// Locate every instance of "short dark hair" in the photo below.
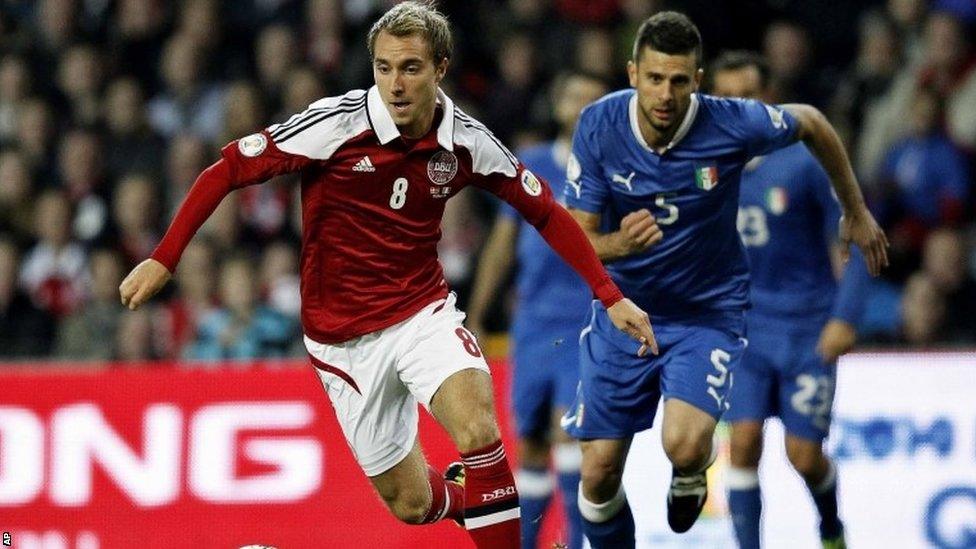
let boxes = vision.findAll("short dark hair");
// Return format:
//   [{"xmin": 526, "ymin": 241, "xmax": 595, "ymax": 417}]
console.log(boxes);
[
  {"xmin": 707, "ymin": 50, "xmax": 769, "ymax": 90},
  {"xmin": 632, "ymin": 11, "xmax": 702, "ymax": 66}
]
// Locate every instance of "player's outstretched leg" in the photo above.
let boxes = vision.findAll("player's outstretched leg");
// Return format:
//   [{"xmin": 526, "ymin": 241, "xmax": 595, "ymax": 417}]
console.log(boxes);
[
  {"xmin": 785, "ymin": 436, "xmax": 845, "ymax": 548},
  {"xmin": 727, "ymin": 421, "xmax": 765, "ymax": 549},
  {"xmin": 661, "ymin": 398, "xmax": 719, "ymax": 533},
  {"xmin": 432, "ymin": 368, "xmax": 521, "ymax": 548},
  {"xmin": 578, "ymin": 438, "xmax": 635, "ymax": 549},
  {"xmin": 515, "ymin": 438, "xmax": 553, "ymax": 548}
]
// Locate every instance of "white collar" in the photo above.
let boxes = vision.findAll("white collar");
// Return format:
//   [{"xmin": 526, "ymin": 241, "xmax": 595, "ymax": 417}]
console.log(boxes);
[
  {"xmin": 366, "ymin": 85, "xmax": 455, "ymax": 150},
  {"xmin": 629, "ymin": 92, "xmax": 700, "ymax": 154}
]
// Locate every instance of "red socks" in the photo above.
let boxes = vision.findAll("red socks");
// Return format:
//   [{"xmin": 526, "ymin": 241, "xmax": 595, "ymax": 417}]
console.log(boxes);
[
  {"xmin": 460, "ymin": 440, "xmax": 521, "ymax": 548},
  {"xmin": 421, "ymin": 466, "xmax": 464, "ymax": 524}
]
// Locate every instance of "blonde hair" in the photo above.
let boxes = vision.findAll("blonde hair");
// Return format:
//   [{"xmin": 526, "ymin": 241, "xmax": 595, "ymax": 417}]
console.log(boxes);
[{"xmin": 367, "ymin": 1, "xmax": 453, "ymax": 63}]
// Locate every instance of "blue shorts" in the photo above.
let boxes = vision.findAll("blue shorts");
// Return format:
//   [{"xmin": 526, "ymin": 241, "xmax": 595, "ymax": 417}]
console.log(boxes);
[
  {"xmin": 563, "ymin": 302, "xmax": 747, "ymax": 440},
  {"xmin": 510, "ymin": 315, "xmax": 585, "ymax": 439},
  {"xmin": 724, "ymin": 314, "xmax": 836, "ymax": 442}
]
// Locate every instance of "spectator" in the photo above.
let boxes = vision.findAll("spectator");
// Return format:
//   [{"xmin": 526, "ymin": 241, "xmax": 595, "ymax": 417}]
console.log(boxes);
[
  {"xmin": 116, "ymin": 308, "xmax": 155, "ymax": 361},
  {"xmin": 279, "ymin": 66, "xmax": 327, "ymax": 121},
  {"xmin": 164, "ymin": 133, "xmax": 210, "ymax": 217},
  {"xmin": 154, "ymin": 239, "xmax": 217, "ymax": 359},
  {"xmin": 147, "ymin": 32, "xmax": 225, "ymax": 142},
  {"xmin": 55, "ymin": 43, "xmax": 104, "ymax": 126},
  {"xmin": 576, "ymin": 27, "xmax": 618, "ymax": 82},
  {"xmin": 484, "ymin": 33, "xmax": 539, "ymax": 143},
  {"xmin": 0, "ymin": 149, "xmax": 35, "ymax": 242},
  {"xmin": 858, "ymin": 10, "xmax": 976, "ymax": 176},
  {"xmin": 184, "ymin": 255, "xmax": 296, "ymax": 361},
  {"xmin": 763, "ymin": 20, "xmax": 829, "ymax": 106},
  {"xmin": 874, "ymin": 86, "xmax": 970, "ymax": 272},
  {"xmin": 888, "ymin": 0, "xmax": 928, "ymax": 63},
  {"xmin": 0, "ymin": 235, "xmax": 54, "ymax": 358},
  {"xmin": 899, "ymin": 272, "xmax": 946, "ymax": 346},
  {"xmin": 109, "ymin": 0, "xmax": 169, "ymax": 89},
  {"xmin": 255, "ymin": 24, "xmax": 299, "ymax": 108},
  {"xmin": 0, "ymin": 54, "xmax": 31, "ymax": 142},
  {"xmin": 55, "ymin": 248, "xmax": 126, "ymax": 360},
  {"xmin": 921, "ymin": 228, "xmax": 976, "ymax": 342},
  {"xmin": 260, "ymin": 240, "xmax": 300, "ymax": 319},
  {"xmin": 56, "ymin": 128, "xmax": 110, "ymax": 243},
  {"xmin": 19, "ymin": 189, "xmax": 86, "ymax": 317},
  {"xmin": 102, "ymin": 76, "xmax": 166, "ymax": 180},
  {"xmin": 15, "ymin": 97, "xmax": 57, "ymax": 183},
  {"xmin": 829, "ymin": 12, "xmax": 902, "ymax": 151},
  {"xmin": 304, "ymin": 0, "xmax": 347, "ymax": 85},
  {"xmin": 111, "ymin": 173, "xmax": 160, "ymax": 265}
]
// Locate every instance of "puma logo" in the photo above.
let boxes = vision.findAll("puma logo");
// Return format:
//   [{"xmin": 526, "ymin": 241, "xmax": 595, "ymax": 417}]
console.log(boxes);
[{"xmin": 612, "ymin": 171, "xmax": 636, "ymax": 192}]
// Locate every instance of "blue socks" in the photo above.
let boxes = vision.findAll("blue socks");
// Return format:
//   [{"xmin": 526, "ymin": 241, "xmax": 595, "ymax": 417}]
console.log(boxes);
[
  {"xmin": 554, "ymin": 442, "xmax": 584, "ymax": 549},
  {"xmin": 515, "ymin": 466, "xmax": 553, "ymax": 548},
  {"xmin": 808, "ymin": 460, "xmax": 843, "ymax": 539},
  {"xmin": 727, "ymin": 466, "xmax": 762, "ymax": 549},
  {"xmin": 578, "ymin": 484, "xmax": 635, "ymax": 549}
]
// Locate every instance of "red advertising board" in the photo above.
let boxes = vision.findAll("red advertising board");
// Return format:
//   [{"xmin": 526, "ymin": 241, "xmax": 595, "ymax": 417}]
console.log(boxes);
[{"xmin": 0, "ymin": 361, "xmax": 565, "ymax": 548}]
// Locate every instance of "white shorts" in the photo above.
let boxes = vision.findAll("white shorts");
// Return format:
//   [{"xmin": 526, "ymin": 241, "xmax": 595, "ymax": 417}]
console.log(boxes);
[{"xmin": 304, "ymin": 293, "xmax": 490, "ymax": 477}]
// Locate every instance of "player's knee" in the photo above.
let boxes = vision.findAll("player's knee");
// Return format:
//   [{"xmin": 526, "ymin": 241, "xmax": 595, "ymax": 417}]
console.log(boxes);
[
  {"xmin": 580, "ymin": 455, "xmax": 623, "ymax": 502},
  {"xmin": 663, "ymin": 433, "xmax": 711, "ymax": 472},
  {"xmin": 786, "ymin": 444, "xmax": 826, "ymax": 481}
]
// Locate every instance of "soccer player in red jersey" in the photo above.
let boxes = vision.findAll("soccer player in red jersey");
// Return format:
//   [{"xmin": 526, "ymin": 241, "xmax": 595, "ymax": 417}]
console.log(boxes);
[{"xmin": 118, "ymin": 2, "xmax": 655, "ymax": 547}]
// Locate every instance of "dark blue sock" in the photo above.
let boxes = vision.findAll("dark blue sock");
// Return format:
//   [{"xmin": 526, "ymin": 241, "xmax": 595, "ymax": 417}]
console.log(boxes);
[
  {"xmin": 556, "ymin": 470, "xmax": 584, "ymax": 549},
  {"xmin": 727, "ymin": 466, "xmax": 762, "ymax": 549},
  {"xmin": 580, "ymin": 497, "xmax": 636, "ymax": 549},
  {"xmin": 729, "ymin": 486, "xmax": 762, "ymax": 549},
  {"xmin": 516, "ymin": 466, "xmax": 553, "ymax": 548},
  {"xmin": 809, "ymin": 462, "xmax": 843, "ymax": 539}
]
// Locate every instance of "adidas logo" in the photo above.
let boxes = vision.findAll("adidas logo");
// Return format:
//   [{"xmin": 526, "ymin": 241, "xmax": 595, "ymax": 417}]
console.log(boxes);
[{"xmin": 352, "ymin": 156, "xmax": 376, "ymax": 172}]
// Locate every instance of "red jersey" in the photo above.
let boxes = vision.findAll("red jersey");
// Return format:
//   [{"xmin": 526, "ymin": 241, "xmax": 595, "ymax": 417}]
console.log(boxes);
[{"xmin": 155, "ymin": 87, "xmax": 585, "ymax": 343}]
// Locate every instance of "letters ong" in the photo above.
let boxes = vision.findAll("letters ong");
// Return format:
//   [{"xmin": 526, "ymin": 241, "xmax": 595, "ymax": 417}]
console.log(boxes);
[{"xmin": 0, "ymin": 402, "xmax": 322, "ymax": 506}]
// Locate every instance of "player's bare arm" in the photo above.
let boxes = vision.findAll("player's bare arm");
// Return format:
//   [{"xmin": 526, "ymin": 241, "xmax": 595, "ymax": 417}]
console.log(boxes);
[
  {"xmin": 466, "ymin": 216, "xmax": 519, "ymax": 337},
  {"xmin": 782, "ymin": 104, "xmax": 890, "ymax": 276},
  {"xmin": 568, "ymin": 208, "xmax": 663, "ymax": 262}
]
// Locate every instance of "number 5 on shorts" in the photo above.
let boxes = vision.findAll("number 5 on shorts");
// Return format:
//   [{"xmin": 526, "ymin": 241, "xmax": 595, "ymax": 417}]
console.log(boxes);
[{"xmin": 706, "ymin": 349, "xmax": 731, "ymax": 410}]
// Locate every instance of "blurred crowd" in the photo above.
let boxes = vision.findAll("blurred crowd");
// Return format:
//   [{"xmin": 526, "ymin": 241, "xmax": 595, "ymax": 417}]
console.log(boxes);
[{"xmin": 0, "ymin": 0, "xmax": 974, "ymax": 362}]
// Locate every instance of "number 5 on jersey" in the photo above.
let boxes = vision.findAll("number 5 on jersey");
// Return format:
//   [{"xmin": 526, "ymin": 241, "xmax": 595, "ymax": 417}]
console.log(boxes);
[{"xmin": 390, "ymin": 177, "xmax": 408, "ymax": 209}]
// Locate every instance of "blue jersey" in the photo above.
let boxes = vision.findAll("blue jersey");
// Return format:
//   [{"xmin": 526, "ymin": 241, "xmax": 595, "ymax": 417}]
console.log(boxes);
[
  {"xmin": 738, "ymin": 144, "xmax": 868, "ymax": 326},
  {"xmin": 565, "ymin": 90, "xmax": 798, "ymax": 319},
  {"xmin": 500, "ymin": 142, "xmax": 591, "ymax": 324}
]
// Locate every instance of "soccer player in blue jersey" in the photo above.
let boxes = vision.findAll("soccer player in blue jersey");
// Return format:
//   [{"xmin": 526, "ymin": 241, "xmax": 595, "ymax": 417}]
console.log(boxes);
[
  {"xmin": 560, "ymin": 12, "xmax": 888, "ymax": 548},
  {"xmin": 468, "ymin": 70, "xmax": 610, "ymax": 549},
  {"xmin": 710, "ymin": 51, "xmax": 870, "ymax": 549}
]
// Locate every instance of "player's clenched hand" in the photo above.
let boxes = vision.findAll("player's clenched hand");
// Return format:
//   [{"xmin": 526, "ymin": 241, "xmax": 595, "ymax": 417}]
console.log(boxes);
[
  {"xmin": 119, "ymin": 258, "xmax": 172, "ymax": 310},
  {"xmin": 619, "ymin": 209, "xmax": 663, "ymax": 255},
  {"xmin": 607, "ymin": 298, "xmax": 658, "ymax": 357},
  {"xmin": 839, "ymin": 208, "xmax": 889, "ymax": 277},
  {"xmin": 816, "ymin": 319, "xmax": 856, "ymax": 364}
]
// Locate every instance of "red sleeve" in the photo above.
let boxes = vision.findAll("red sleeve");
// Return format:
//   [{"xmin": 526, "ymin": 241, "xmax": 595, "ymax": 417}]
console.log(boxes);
[
  {"xmin": 477, "ymin": 165, "xmax": 623, "ymax": 307},
  {"xmin": 150, "ymin": 131, "xmax": 312, "ymax": 271}
]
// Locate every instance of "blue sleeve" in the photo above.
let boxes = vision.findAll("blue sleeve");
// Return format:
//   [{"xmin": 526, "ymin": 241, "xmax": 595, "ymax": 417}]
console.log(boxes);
[
  {"xmin": 733, "ymin": 99, "xmax": 800, "ymax": 158},
  {"xmin": 831, "ymin": 247, "xmax": 870, "ymax": 326},
  {"xmin": 808, "ymin": 160, "xmax": 870, "ymax": 326},
  {"xmin": 564, "ymin": 107, "xmax": 609, "ymax": 213}
]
